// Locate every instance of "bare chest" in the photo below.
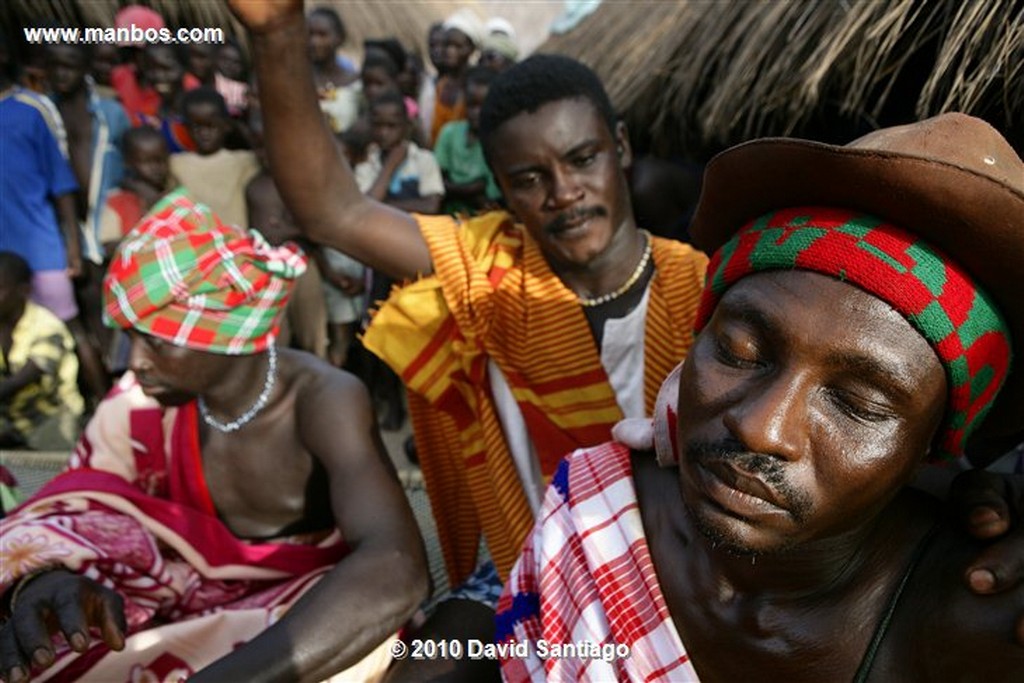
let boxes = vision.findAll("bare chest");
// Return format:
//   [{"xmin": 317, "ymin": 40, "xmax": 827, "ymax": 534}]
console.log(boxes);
[{"xmin": 198, "ymin": 425, "xmax": 332, "ymax": 539}]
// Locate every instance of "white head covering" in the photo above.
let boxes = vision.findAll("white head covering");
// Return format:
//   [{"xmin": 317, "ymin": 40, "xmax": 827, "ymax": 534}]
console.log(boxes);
[
  {"xmin": 485, "ymin": 17, "xmax": 517, "ymax": 41},
  {"xmin": 443, "ymin": 8, "xmax": 484, "ymax": 48}
]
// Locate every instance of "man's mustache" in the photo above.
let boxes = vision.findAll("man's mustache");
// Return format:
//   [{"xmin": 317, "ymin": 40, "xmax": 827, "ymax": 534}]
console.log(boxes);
[
  {"xmin": 686, "ymin": 439, "xmax": 812, "ymax": 519},
  {"xmin": 544, "ymin": 206, "xmax": 607, "ymax": 234}
]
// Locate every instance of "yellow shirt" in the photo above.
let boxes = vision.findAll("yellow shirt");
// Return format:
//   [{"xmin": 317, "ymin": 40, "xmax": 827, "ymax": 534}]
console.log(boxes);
[{"xmin": 1, "ymin": 302, "xmax": 84, "ymax": 440}]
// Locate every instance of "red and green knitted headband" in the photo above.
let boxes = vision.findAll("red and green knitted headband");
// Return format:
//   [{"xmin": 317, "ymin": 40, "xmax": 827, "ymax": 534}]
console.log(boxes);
[
  {"xmin": 104, "ymin": 189, "xmax": 307, "ymax": 355},
  {"xmin": 695, "ymin": 206, "xmax": 1012, "ymax": 461}
]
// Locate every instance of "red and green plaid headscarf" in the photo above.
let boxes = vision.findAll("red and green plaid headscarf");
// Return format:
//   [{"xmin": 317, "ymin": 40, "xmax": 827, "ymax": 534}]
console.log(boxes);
[
  {"xmin": 103, "ymin": 189, "xmax": 307, "ymax": 355},
  {"xmin": 695, "ymin": 206, "xmax": 1012, "ymax": 461}
]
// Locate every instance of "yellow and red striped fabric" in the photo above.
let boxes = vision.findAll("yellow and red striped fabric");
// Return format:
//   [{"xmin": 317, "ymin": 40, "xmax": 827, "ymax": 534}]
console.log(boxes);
[{"xmin": 363, "ymin": 212, "xmax": 707, "ymax": 582}]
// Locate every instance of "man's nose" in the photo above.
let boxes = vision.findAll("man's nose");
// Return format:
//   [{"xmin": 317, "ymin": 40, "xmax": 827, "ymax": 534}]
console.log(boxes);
[
  {"xmin": 722, "ymin": 371, "xmax": 807, "ymax": 463},
  {"xmin": 546, "ymin": 166, "xmax": 583, "ymax": 210},
  {"xmin": 127, "ymin": 336, "xmax": 152, "ymax": 374}
]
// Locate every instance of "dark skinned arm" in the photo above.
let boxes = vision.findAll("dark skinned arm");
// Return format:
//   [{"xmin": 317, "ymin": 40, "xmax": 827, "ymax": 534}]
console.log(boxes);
[
  {"xmin": 189, "ymin": 373, "xmax": 428, "ymax": 682},
  {"xmin": 363, "ymin": 143, "xmax": 443, "ymax": 216},
  {"xmin": 54, "ymin": 193, "xmax": 81, "ymax": 278},
  {"xmin": 0, "ymin": 361, "xmax": 44, "ymax": 404},
  {"xmin": 232, "ymin": 0, "xmax": 432, "ymax": 280}
]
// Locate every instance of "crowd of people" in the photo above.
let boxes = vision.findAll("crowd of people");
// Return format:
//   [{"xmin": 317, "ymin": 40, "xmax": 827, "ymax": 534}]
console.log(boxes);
[
  {"xmin": 1, "ymin": 1, "xmax": 1022, "ymax": 682},
  {"xmin": 0, "ymin": 3, "xmax": 519, "ymax": 452}
]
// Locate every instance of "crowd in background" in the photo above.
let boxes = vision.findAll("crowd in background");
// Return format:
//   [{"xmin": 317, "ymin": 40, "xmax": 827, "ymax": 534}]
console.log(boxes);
[{"xmin": 1, "ymin": 4, "xmax": 523, "ymax": 453}]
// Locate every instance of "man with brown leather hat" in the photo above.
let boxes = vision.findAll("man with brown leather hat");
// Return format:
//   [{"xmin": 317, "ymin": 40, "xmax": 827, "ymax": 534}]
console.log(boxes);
[{"xmin": 497, "ymin": 113, "xmax": 1024, "ymax": 681}]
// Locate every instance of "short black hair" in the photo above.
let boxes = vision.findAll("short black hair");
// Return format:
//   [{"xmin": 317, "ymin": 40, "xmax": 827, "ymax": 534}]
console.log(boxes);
[
  {"xmin": 364, "ymin": 38, "xmax": 406, "ymax": 78},
  {"xmin": 310, "ymin": 6, "xmax": 346, "ymax": 43},
  {"xmin": 0, "ymin": 251, "xmax": 32, "ymax": 285},
  {"xmin": 369, "ymin": 90, "xmax": 408, "ymax": 119},
  {"xmin": 479, "ymin": 54, "xmax": 617, "ymax": 162},
  {"xmin": 465, "ymin": 65, "xmax": 497, "ymax": 90},
  {"xmin": 182, "ymin": 86, "xmax": 229, "ymax": 120},
  {"xmin": 122, "ymin": 125, "xmax": 166, "ymax": 155},
  {"xmin": 362, "ymin": 50, "xmax": 399, "ymax": 80}
]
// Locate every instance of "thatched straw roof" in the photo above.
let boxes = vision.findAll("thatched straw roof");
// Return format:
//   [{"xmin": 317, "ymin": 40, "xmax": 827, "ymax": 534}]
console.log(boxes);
[
  {"xmin": 541, "ymin": 0, "xmax": 1024, "ymax": 160},
  {"xmin": 1, "ymin": 1, "xmax": 465, "ymax": 62}
]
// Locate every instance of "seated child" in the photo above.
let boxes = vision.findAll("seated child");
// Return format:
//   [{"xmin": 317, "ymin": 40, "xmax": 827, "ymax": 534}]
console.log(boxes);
[
  {"xmin": 0, "ymin": 252, "xmax": 84, "ymax": 451},
  {"xmin": 170, "ymin": 87, "xmax": 259, "ymax": 227},
  {"xmin": 433, "ymin": 66, "xmax": 502, "ymax": 215}
]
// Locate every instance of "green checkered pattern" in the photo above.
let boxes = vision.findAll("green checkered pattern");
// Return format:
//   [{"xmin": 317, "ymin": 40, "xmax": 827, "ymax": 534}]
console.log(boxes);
[{"xmin": 103, "ymin": 189, "xmax": 306, "ymax": 355}]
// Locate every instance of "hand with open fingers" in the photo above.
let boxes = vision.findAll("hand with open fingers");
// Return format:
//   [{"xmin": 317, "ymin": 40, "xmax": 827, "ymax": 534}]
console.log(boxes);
[
  {"xmin": 228, "ymin": 0, "xmax": 304, "ymax": 34},
  {"xmin": 951, "ymin": 469, "xmax": 1024, "ymax": 646},
  {"xmin": 0, "ymin": 570, "xmax": 126, "ymax": 682}
]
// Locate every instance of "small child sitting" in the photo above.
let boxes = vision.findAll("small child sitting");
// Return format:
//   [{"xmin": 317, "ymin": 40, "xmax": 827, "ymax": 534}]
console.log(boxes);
[
  {"xmin": 0, "ymin": 251, "xmax": 84, "ymax": 450},
  {"xmin": 170, "ymin": 87, "xmax": 259, "ymax": 227}
]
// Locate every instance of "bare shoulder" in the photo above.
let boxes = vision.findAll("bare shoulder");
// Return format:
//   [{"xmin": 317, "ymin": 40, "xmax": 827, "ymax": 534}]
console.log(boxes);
[
  {"xmin": 890, "ymin": 504, "xmax": 1024, "ymax": 681},
  {"xmin": 278, "ymin": 348, "xmax": 372, "ymax": 416}
]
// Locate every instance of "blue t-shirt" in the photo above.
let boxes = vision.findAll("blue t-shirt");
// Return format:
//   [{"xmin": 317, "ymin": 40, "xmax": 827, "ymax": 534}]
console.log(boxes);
[{"xmin": 0, "ymin": 89, "xmax": 79, "ymax": 271}]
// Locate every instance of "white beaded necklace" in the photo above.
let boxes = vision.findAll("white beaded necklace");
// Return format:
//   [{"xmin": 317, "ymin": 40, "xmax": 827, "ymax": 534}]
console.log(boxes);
[
  {"xmin": 578, "ymin": 230, "xmax": 653, "ymax": 307},
  {"xmin": 198, "ymin": 344, "xmax": 277, "ymax": 433}
]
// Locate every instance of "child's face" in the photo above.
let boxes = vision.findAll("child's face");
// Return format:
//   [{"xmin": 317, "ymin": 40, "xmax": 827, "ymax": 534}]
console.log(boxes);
[
  {"xmin": 187, "ymin": 44, "xmax": 216, "ymax": 81},
  {"xmin": 361, "ymin": 66, "xmax": 396, "ymax": 104},
  {"xmin": 217, "ymin": 45, "xmax": 245, "ymax": 81},
  {"xmin": 0, "ymin": 272, "xmax": 29, "ymax": 321},
  {"xmin": 306, "ymin": 15, "xmax": 341, "ymax": 65},
  {"xmin": 47, "ymin": 44, "xmax": 87, "ymax": 97},
  {"xmin": 369, "ymin": 102, "xmax": 409, "ymax": 152},
  {"xmin": 465, "ymin": 81, "xmax": 489, "ymax": 133},
  {"xmin": 126, "ymin": 136, "xmax": 170, "ymax": 190},
  {"xmin": 144, "ymin": 46, "xmax": 183, "ymax": 101},
  {"xmin": 91, "ymin": 44, "xmax": 119, "ymax": 86},
  {"xmin": 184, "ymin": 101, "xmax": 229, "ymax": 156}
]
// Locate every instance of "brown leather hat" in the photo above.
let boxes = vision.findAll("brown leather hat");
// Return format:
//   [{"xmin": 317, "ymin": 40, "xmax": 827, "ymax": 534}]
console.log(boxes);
[{"xmin": 690, "ymin": 113, "xmax": 1024, "ymax": 442}]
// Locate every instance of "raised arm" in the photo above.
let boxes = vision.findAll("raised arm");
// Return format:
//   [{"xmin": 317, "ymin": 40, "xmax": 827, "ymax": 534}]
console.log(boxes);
[
  {"xmin": 190, "ymin": 371, "xmax": 429, "ymax": 682},
  {"xmin": 232, "ymin": 0, "xmax": 433, "ymax": 280}
]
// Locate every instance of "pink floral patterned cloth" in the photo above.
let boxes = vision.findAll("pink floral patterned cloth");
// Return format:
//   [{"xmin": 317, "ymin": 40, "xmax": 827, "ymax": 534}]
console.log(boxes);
[{"xmin": 0, "ymin": 373, "xmax": 350, "ymax": 682}]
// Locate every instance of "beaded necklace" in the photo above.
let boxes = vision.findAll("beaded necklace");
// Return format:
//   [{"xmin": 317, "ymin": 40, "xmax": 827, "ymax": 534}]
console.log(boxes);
[
  {"xmin": 578, "ymin": 230, "xmax": 652, "ymax": 307},
  {"xmin": 198, "ymin": 344, "xmax": 278, "ymax": 433}
]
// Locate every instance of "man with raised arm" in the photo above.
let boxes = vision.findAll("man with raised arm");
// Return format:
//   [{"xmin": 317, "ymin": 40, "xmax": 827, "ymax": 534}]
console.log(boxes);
[{"xmin": 0, "ymin": 190, "xmax": 427, "ymax": 683}]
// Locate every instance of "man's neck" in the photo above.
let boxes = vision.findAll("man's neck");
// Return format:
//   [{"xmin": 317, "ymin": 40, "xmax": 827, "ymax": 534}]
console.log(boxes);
[
  {"xmin": 197, "ymin": 349, "xmax": 276, "ymax": 422},
  {"xmin": 548, "ymin": 219, "xmax": 646, "ymax": 302}
]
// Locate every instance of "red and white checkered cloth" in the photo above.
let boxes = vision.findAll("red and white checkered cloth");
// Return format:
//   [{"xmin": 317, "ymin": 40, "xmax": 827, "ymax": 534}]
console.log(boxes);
[{"xmin": 496, "ymin": 442, "xmax": 699, "ymax": 682}]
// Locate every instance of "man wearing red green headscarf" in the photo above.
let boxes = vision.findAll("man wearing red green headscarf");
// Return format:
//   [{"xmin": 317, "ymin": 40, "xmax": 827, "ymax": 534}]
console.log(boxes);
[
  {"xmin": 497, "ymin": 114, "xmax": 1024, "ymax": 682},
  {"xmin": 0, "ymin": 190, "xmax": 427, "ymax": 683}
]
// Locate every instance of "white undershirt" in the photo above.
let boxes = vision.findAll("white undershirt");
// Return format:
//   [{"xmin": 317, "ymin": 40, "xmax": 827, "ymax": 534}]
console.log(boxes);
[{"xmin": 488, "ymin": 286, "xmax": 651, "ymax": 513}]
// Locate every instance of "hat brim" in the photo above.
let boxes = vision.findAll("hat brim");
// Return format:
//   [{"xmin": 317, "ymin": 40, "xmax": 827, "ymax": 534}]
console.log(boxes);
[{"xmin": 690, "ymin": 138, "xmax": 1024, "ymax": 443}]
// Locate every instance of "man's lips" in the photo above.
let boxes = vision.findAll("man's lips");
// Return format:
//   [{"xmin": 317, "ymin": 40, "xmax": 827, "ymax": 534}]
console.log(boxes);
[{"xmin": 700, "ymin": 460, "xmax": 789, "ymax": 515}]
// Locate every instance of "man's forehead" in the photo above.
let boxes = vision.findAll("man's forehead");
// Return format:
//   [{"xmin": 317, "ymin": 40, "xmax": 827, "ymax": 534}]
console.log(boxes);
[{"xmin": 495, "ymin": 97, "xmax": 608, "ymax": 145}]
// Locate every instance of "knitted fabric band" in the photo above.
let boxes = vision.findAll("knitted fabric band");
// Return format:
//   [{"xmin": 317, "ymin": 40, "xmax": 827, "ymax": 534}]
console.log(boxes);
[
  {"xmin": 103, "ymin": 188, "xmax": 307, "ymax": 355},
  {"xmin": 695, "ymin": 206, "xmax": 1012, "ymax": 461}
]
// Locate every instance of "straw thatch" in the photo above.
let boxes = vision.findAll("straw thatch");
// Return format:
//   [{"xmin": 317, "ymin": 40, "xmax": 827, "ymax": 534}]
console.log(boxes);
[
  {"xmin": 541, "ymin": 0, "xmax": 1024, "ymax": 159},
  {"xmin": 1, "ymin": 1, "xmax": 466, "ymax": 62}
]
